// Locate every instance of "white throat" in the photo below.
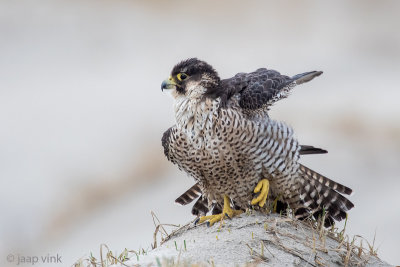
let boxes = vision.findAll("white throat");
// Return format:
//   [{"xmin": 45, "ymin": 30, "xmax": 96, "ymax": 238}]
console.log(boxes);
[{"xmin": 173, "ymin": 94, "xmax": 220, "ymax": 135}]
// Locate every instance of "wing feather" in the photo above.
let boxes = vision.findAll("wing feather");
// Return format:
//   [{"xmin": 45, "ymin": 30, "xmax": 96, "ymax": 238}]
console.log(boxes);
[{"xmin": 206, "ymin": 68, "xmax": 322, "ymax": 110}]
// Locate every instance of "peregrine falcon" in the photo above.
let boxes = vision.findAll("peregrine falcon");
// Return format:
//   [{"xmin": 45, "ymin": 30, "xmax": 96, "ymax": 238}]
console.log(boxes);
[{"xmin": 161, "ymin": 58, "xmax": 354, "ymax": 226}]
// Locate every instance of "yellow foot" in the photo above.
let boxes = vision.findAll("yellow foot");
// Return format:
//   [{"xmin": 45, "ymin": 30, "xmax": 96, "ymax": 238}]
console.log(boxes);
[
  {"xmin": 251, "ymin": 179, "xmax": 270, "ymax": 208},
  {"xmin": 196, "ymin": 195, "xmax": 243, "ymax": 226}
]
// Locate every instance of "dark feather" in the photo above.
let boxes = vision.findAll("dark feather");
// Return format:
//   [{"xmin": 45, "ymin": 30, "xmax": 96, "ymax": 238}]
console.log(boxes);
[
  {"xmin": 299, "ymin": 145, "xmax": 328, "ymax": 155},
  {"xmin": 291, "ymin": 71, "xmax": 323, "ymax": 85}
]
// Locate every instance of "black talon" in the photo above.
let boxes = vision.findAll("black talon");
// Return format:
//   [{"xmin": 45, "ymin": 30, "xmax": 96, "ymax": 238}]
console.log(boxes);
[
  {"xmin": 225, "ymin": 213, "xmax": 231, "ymax": 219},
  {"xmin": 194, "ymin": 218, "xmax": 200, "ymax": 225},
  {"xmin": 206, "ymin": 222, "xmax": 211, "ymax": 227}
]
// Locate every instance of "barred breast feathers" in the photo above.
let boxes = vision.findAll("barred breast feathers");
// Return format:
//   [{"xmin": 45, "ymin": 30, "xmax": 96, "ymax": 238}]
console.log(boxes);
[{"xmin": 171, "ymin": 87, "xmax": 301, "ymax": 177}]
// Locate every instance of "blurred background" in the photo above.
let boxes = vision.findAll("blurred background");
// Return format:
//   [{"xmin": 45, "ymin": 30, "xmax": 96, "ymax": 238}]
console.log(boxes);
[{"xmin": 1, "ymin": 0, "xmax": 399, "ymax": 265}]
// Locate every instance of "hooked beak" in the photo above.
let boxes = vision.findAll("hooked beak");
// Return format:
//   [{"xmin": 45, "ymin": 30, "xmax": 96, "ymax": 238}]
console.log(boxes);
[{"xmin": 161, "ymin": 77, "xmax": 177, "ymax": 91}]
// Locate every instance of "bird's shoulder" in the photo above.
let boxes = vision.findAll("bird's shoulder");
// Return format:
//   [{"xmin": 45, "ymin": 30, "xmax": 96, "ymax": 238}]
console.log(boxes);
[{"xmin": 206, "ymin": 68, "xmax": 293, "ymax": 110}]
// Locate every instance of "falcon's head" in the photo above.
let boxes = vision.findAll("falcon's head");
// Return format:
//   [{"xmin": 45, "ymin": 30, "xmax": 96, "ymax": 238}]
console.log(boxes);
[{"xmin": 161, "ymin": 58, "xmax": 220, "ymax": 99}]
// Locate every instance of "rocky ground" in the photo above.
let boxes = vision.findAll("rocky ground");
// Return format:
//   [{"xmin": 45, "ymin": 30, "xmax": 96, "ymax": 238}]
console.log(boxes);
[{"xmin": 75, "ymin": 212, "xmax": 392, "ymax": 266}]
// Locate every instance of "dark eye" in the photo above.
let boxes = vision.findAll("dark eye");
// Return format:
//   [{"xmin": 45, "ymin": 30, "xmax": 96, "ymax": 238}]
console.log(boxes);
[{"xmin": 177, "ymin": 73, "xmax": 188, "ymax": 81}]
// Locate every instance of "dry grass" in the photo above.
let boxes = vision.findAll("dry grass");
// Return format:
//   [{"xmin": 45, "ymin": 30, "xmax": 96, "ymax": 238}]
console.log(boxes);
[
  {"xmin": 253, "ymin": 209, "xmax": 380, "ymax": 267},
  {"xmin": 73, "ymin": 209, "xmax": 381, "ymax": 267},
  {"xmin": 73, "ymin": 211, "xmax": 186, "ymax": 267}
]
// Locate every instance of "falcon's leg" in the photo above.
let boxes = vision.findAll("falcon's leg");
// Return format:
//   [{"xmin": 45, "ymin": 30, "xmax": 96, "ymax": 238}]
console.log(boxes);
[
  {"xmin": 196, "ymin": 195, "xmax": 243, "ymax": 226},
  {"xmin": 251, "ymin": 179, "xmax": 270, "ymax": 207}
]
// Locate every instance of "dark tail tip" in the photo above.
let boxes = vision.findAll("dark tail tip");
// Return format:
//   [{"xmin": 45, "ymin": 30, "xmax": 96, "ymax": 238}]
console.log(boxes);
[{"xmin": 299, "ymin": 145, "xmax": 328, "ymax": 155}]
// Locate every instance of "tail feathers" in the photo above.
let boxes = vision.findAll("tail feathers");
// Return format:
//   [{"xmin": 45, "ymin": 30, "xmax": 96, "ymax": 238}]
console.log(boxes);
[
  {"xmin": 191, "ymin": 197, "xmax": 209, "ymax": 216},
  {"xmin": 299, "ymin": 164, "xmax": 352, "ymax": 195},
  {"xmin": 299, "ymin": 145, "xmax": 327, "ymax": 155},
  {"xmin": 191, "ymin": 196, "xmax": 225, "ymax": 216},
  {"xmin": 297, "ymin": 166, "xmax": 354, "ymax": 225},
  {"xmin": 175, "ymin": 183, "xmax": 202, "ymax": 205},
  {"xmin": 292, "ymin": 71, "xmax": 323, "ymax": 85}
]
